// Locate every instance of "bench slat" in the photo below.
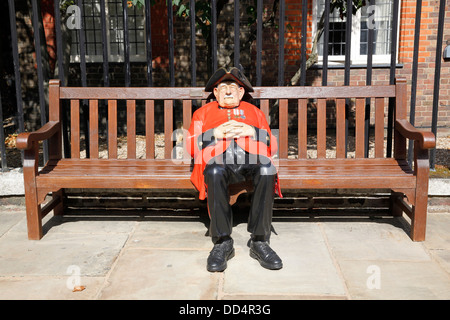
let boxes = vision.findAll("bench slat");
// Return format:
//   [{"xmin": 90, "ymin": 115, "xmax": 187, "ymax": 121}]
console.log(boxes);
[
  {"xmin": 145, "ymin": 100, "xmax": 155, "ymax": 159},
  {"xmin": 260, "ymin": 99, "xmax": 269, "ymax": 122},
  {"xmin": 279, "ymin": 99, "xmax": 288, "ymax": 158},
  {"xmin": 298, "ymin": 99, "xmax": 307, "ymax": 159},
  {"xmin": 70, "ymin": 99, "xmax": 80, "ymax": 159},
  {"xmin": 89, "ymin": 99, "xmax": 99, "ymax": 159},
  {"xmin": 182, "ymin": 100, "xmax": 192, "ymax": 159},
  {"xmin": 375, "ymin": 97, "xmax": 385, "ymax": 158},
  {"xmin": 317, "ymin": 99, "xmax": 326, "ymax": 158},
  {"xmin": 127, "ymin": 100, "xmax": 136, "ymax": 159},
  {"xmin": 59, "ymin": 85, "xmax": 396, "ymax": 100},
  {"xmin": 164, "ymin": 100, "xmax": 173, "ymax": 159},
  {"xmin": 355, "ymin": 98, "xmax": 365, "ymax": 158},
  {"xmin": 108, "ymin": 100, "xmax": 118, "ymax": 159},
  {"xmin": 336, "ymin": 98, "xmax": 346, "ymax": 158}
]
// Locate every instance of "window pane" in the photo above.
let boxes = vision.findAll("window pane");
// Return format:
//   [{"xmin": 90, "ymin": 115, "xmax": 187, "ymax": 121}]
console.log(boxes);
[
  {"xmin": 360, "ymin": 0, "xmax": 393, "ymax": 55},
  {"xmin": 71, "ymin": 0, "xmax": 146, "ymax": 61},
  {"xmin": 317, "ymin": 1, "xmax": 347, "ymax": 56},
  {"xmin": 317, "ymin": 0, "xmax": 394, "ymax": 58}
]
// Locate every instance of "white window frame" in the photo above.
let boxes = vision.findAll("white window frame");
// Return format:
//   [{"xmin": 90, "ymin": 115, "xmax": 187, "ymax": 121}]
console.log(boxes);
[
  {"xmin": 70, "ymin": 0, "xmax": 147, "ymax": 63},
  {"xmin": 312, "ymin": 0, "xmax": 400, "ymax": 66}
]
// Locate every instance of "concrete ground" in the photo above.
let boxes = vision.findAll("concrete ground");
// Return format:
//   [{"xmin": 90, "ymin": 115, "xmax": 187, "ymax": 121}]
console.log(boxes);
[{"xmin": 0, "ymin": 202, "xmax": 449, "ymax": 300}]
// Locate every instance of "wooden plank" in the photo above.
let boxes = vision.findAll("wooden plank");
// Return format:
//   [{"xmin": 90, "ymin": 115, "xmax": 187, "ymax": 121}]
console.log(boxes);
[
  {"xmin": 70, "ymin": 99, "xmax": 80, "ymax": 159},
  {"xmin": 37, "ymin": 175, "xmax": 194, "ymax": 190},
  {"xmin": 164, "ymin": 100, "xmax": 173, "ymax": 159},
  {"xmin": 394, "ymin": 77, "xmax": 407, "ymax": 159},
  {"xmin": 61, "ymin": 87, "xmax": 210, "ymax": 100},
  {"xmin": 336, "ymin": 99, "xmax": 346, "ymax": 158},
  {"xmin": 298, "ymin": 99, "xmax": 307, "ymax": 159},
  {"xmin": 45, "ymin": 157, "xmax": 410, "ymax": 168},
  {"xmin": 48, "ymin": 80, "xmax": 61, "ymax": 160},
  {"xmin": 355, "ymin": 98, "xmax": 365, "ymax": 158},
  {"xmin": 317, "ymin": 99, "xmax": 326, "ymax": 158},
  {"xmin": 59, "ymin": 85, "xmax": 396, "ymax": 100},
  {"xmin": 145, "ymin": 100, "xmax": 155, "ymax": 159},
  {"xmin": 127, "ymin": 100, "xmax": 136, "ymax": 159},
  {"xmin": 183, "ymin": 100, "xmax": 192, "ymax": 130},
  {"xmin": 375, "ymin": 97, "xmax": 385, "ymax": 158},
  {"xmin": 108, "ymin": 100, "xmax": 118, "ymax": 159},
  {"xmin": 260, "ymin": 99, "xmax": 269, "ymax": 123},
  {"xmin": 275, "ymin": 158, "xmax": 411, "ymax": 168},
  {"xmin": 279, "ymin": 99, "xmax": 288, "ymax": 158},
  {"xmin": 183, "ymin": 100, "xmax": 192, "ymax": 159},
  {"xmin": 89, "ymin": 99, "xmax": 99, "ymax": 159},
  {"xmin": 279, "ymin": 176, "xmax": 416, "ymax": 189}
]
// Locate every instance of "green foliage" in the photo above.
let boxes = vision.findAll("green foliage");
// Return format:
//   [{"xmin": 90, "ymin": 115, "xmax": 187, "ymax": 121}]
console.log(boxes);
[{"xmin": 331, "ymin": 0, "xmax": 367, "ymax": 19}]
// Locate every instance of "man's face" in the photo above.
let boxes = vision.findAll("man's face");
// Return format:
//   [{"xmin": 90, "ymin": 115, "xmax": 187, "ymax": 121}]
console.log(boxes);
[{"xmin": 213, "ymin": 81, "xmax": 245, "ymax": 108}]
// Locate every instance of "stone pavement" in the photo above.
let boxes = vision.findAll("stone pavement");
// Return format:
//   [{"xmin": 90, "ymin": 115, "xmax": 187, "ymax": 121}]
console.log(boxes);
[{"xmin": 0, "ymin": 203, "xmax": 449, "ymax": 300}]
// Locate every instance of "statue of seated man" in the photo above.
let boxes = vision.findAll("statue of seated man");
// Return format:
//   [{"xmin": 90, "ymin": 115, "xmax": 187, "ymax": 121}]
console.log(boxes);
[{"xmin": 187, "ymin": 67, "xmax": 283, "ymax": 272}]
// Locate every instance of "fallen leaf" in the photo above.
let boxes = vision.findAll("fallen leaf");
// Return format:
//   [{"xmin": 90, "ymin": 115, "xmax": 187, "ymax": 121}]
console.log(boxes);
[{"xmin": 72, "ymin": 285, "xmax": 86, "ymax": 292}]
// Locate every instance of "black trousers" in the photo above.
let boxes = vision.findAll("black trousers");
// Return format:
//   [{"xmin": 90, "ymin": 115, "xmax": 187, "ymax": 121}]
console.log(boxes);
[{"xmin": 204, "ymin": 142, "xmax": 276, "ymax": 244}]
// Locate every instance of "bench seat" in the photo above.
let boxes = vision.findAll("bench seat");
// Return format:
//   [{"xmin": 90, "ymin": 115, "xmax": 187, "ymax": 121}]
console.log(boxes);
[{"xmin": 36, "ymin": 158, "xmax": 415, "ymax": 192}]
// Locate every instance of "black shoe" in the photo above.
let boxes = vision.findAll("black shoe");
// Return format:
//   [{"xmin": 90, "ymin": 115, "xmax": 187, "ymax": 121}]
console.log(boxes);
[
  {"xmin": 249, "ymin": 241, "xmax": 283, "ymax": 270},
  {"xmin": 207, "ymin": 238, "xmax": 235, "ymax": 272}
]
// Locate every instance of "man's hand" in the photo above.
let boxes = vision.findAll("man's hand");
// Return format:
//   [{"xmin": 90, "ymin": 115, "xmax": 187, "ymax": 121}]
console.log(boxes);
[{"xmin": 214, "ymin": 120, "xmax": 256, "ymax": 140}]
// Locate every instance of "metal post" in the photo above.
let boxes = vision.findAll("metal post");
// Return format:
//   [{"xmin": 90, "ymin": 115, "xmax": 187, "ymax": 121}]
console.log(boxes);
[
  {"xmin": 408, "ymin": 0, "xmax": 422, "ymax": 166},
  {"xmin": 430, "ymin": 0, "xmax": 446, "ymax": 169},
  {"xmin": 31, "ymin": 0, "xmax": 48, "ymax": 163},
  {"xmin": 278, "ymin": 0, "xmax": 285, "ymax": 86}
]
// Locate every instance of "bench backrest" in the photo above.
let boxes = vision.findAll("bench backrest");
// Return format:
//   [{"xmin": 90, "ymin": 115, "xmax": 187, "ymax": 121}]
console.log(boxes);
[{"xmin": 48, "ymin": 77, "xmax": 407, "ymax": 161}]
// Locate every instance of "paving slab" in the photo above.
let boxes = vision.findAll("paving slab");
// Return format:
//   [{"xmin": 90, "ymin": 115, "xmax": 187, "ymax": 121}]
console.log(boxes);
[
  {"xmin": 0, "ymin": 231, "xmax": 129, "ymax": 276},
  {"xmin": 221, "ymin": 222, "xmax": 347, "ymax": 299},
  {"xmin": 321, "ymin": 218, "xmax": 430, "ymax": 261},
  {"xmin": 128, "ymin": 220, "xmax": 211, "ymax": 249},
  {"xmin": 338, "ymin": 260, "xmax": 450, "ymax": 299},
  {"xmin": 423, "ymin": 213, "xmax": 450, "ymax": 274},
  {"xmin": 98, "ymin": 249, "xmax": 220, "ymax": 299},
  {"xmin": 0, "ymin": 205, "xmax": 23, "ymax": 236},
  {"xmin": 0, "ymin": 276, "xmax": 105, "ymax": 300}
]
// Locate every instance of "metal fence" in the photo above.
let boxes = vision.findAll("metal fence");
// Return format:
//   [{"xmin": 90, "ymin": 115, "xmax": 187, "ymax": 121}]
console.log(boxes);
[{"xmin": 0, "ymin": 0, "xmax": 447, "ymax": 172}]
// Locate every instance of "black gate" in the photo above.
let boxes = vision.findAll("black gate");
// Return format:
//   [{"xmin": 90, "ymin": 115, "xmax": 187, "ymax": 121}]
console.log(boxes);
[{"xmin": 0, "ymin": 0, "xmax": 447, "ymax": 172}]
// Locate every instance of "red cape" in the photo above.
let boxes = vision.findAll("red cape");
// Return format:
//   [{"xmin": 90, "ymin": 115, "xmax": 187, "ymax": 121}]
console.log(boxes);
[{"xmin": 186, "ymin": 101, "xmax": 282, "ymax": 200}]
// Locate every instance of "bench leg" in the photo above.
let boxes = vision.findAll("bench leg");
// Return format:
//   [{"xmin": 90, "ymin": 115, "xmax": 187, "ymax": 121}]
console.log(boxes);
[
  {"xmin": 52, "ymin": 189, "xmax": 65, "ymax": 216},
  {"xmin": 410, "ymin": 170, "xmax": 429, "ymax": 241},
  {"xmin": 390, "ymin": 191, "xmax": 404, "ymax": 217},
  {"xmin": 22, "ymin": 144, "xmax": 43, "ymax": 240},
  {"xmin": 24, "ymin": 182, "xmax": 43, "ymax": 240},
  {"xmin": 410, "ymin": 144, "xmax": 430, "ymax": 242},
  {"xmin": 411, "ymin": 194, "xmax": 427, "ymax": 241}
]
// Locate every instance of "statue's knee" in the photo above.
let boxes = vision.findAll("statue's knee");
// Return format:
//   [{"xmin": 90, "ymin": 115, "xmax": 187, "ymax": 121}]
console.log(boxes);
[
  {"xmin": 204, "ymin": 164, "xmax": 227, "ymax": 182},
  {"xmin": 259, "ymin": 162, "xmax": 277, "ymax": 177}
]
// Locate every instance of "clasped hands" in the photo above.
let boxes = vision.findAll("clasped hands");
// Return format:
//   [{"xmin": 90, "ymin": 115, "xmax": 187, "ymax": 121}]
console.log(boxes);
[{"xmin": 213, "ymin": 120, "xmax": 256, "ymax": 140}]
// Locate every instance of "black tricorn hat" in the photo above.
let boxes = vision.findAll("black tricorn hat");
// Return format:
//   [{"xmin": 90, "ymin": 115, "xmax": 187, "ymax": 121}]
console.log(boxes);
[{"xmin": 205, "ymin": 67, "xmax": 254, "ymax": 93}]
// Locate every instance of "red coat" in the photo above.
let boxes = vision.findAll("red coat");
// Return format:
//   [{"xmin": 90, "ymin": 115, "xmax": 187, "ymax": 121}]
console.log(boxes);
[{"xmin": 186, "ymin": 100, "xmax": 282, "ymax": 200}]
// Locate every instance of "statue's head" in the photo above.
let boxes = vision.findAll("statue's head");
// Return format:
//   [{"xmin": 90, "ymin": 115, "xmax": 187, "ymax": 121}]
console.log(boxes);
[{"xmin": 205, "ymin": 67, "xmax": 253, "ymax": 108}]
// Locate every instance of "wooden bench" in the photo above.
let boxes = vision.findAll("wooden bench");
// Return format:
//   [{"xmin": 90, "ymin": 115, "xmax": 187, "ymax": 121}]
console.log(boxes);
[{"xmin": 17, "ymin": 77, "xmax": 435, "ymax": 241}]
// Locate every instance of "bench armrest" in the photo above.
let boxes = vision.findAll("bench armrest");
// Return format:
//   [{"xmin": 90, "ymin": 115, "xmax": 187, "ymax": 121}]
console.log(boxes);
[
  {"xmin": 16, "ymin": 121, "xmax": 60, "ymax": 150},
  {"xmin": 395, "ymin": 119, "xmax": 436, "ymax": 150}
]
